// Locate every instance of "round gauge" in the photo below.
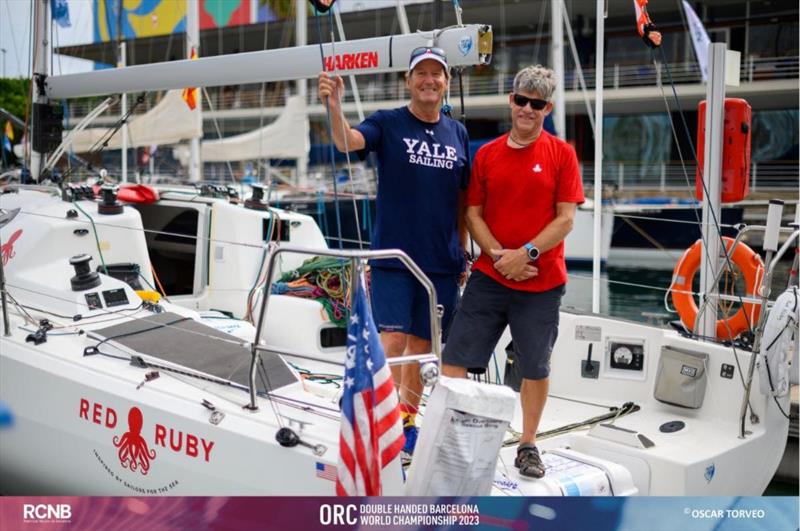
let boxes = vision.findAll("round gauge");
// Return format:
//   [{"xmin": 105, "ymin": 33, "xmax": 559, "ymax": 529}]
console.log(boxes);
[{"xmin": 613, "ymin": 346, "xmax": 633, "ymax": 365}]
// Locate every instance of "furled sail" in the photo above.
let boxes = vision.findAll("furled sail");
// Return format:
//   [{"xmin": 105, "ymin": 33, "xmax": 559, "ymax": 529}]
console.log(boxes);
[
  {"xmin": 68, "ymin": 90, "xmax": 202, "ymax": 153},
  {"xmin": 173, "ymin": 95, "xmax": 309, "ymax": 165}
]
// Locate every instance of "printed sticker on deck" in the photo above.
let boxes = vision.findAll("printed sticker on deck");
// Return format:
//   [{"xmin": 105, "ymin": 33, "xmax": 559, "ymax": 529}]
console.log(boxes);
[{"xmin": 575, "ymin": 325, "xmax": 602, "ymax": 342}]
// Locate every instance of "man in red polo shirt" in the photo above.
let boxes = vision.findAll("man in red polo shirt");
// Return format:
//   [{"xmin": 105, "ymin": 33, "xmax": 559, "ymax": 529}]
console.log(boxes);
[{"xmin": 441, "ymin": 65, "xmax": 584, "ymax": 479}]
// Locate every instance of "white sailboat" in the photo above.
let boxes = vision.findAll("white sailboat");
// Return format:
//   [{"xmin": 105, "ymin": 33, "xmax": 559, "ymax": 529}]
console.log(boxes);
[{"xmin": 1, "ymin": 0, "xmax": 795, "ymax": 497}]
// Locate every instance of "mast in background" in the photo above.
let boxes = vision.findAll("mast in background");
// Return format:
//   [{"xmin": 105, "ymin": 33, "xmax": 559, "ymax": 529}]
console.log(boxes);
[
  {"xmin": 295, "ymin": 0, "xmax": 309, "ymax": 185},
  {"xmin": 396, "ymin": 0, "xmax": 411, "ymax": 34},
  {"xmin": 591, "ymin": 0, "xmax": 605, "ymax": 314},
  {"xmin": 119, "ymin": 42, "xmax": 128, "ymax": 182},
  {"xmin": 550, "ymin": 0, "xmax": 565, "ymax": 139},
  {"xmin": 187, "ymin": 0, "xmax": 201, "ymax": 182},
  {"xmin": 30, "ymin": 0, "xmax": 50, "ymax": 182}
]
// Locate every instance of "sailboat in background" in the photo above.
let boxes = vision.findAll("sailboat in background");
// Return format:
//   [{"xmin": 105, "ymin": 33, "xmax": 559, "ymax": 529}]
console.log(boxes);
[{"xmin": 67, "ymin": 89, "xmax": 202, "ymax": 154}]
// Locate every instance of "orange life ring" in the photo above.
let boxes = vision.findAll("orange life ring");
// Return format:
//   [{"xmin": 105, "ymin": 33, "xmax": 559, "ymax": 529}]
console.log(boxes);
[{"xmin": 671, "ymin": 237, "xmax": 764, "ymax": 340}]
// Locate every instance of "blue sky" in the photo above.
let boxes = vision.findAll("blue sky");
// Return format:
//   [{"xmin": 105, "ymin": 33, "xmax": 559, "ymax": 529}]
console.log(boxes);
[{"xmin": 1, "ymin": 0, "xmax": 94, "ymax": 77}]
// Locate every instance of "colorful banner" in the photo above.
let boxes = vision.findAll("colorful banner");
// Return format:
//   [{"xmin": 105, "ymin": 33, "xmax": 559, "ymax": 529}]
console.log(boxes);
[
  {"xmin": 0, "ymin": 496, "xmax": 797, "ymax": 530},
  {"xmin": 93, "ymin": 0, "xmax": 253, "ymax": 43}
]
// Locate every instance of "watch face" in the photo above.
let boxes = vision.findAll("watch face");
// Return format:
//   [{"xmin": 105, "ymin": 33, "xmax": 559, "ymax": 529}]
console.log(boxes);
[{"xmin": 527, "ymin": 246, "xmax": 538, "ymax": 260}]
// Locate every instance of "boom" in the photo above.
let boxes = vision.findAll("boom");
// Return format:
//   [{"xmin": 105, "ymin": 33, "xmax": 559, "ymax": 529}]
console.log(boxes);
[{"xmin": 45, "ymin": 25, "xmax": 493, "ymax": 100}]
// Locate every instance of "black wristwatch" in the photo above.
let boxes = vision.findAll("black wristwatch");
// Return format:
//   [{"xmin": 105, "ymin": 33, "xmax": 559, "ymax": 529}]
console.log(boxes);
[{"xmin": 524, "ymin": 243, "xmax": 540, "ymax": 261}]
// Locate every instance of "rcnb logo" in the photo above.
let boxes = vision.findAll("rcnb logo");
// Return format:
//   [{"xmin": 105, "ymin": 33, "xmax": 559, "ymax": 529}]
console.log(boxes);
[{"xmin": 22, "ymin": 504, "xmax": 72, "ymax": 522}]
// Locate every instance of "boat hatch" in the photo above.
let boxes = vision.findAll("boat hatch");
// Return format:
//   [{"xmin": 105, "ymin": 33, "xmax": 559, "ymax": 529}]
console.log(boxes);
[
  {"xmin": 94, "ymin": 312, "xmax": 297, "ymax": 393},
  {"xmin": 133, "ymin": 203, "xmax": 203, "ymax": 296}
]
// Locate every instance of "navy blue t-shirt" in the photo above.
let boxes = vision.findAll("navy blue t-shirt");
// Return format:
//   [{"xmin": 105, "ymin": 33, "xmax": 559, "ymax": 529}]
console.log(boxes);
[{"xmin": 355, "ymin": 107, "xmax": 469, "ymax": 274}]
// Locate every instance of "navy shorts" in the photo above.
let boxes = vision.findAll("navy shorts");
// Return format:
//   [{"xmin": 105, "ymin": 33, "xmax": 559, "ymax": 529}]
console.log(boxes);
[
  {"xmin": 370, "ymin": 267, "xmax": 459, "ymax": 341},
  {"xmin": 442, "ymin": 270, "xmax": 564, "ymax": 380}
]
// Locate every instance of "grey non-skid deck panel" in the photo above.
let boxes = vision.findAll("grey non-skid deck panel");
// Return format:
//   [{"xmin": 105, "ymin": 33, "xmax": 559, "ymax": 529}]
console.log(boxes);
[{"xmin": 94, "ymin": 312, "xmax": 297, "ymax": 393}]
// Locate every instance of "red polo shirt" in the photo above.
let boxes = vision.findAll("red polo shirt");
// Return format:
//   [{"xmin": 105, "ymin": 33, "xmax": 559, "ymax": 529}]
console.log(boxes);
[{"xmin": 466, "ymin": 131, "xmax": 585, "ymax": 292}]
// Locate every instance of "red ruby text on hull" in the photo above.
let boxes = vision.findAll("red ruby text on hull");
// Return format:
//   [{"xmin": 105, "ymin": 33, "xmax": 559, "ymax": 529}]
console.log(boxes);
[
  {"xmin": 155, "ymin": 424, "xmax": 215, "ymax": 462},
  {"xmin": 79, "ymin": 398, "xmax": 215, "ymax": 463},
  {"xmin": 79, "ymin": 398, "xmax": 118, "ymax": 428}
]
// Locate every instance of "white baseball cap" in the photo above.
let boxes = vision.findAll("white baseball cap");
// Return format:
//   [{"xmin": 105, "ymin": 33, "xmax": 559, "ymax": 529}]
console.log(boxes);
[{"xmin": 408, "ymin": 46, "xmax": 449, "ymax": 74}]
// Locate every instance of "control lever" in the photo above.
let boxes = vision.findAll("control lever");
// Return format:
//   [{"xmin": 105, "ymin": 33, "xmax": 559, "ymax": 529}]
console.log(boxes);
[{"xmin": 581, "ymin": 343, "xmax": 599, "ymax": 379}]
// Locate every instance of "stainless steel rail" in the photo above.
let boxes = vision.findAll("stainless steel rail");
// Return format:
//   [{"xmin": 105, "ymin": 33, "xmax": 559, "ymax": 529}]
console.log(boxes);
[
  {"xmin": 246, "ymin": 243, "xmax": 443, "ymax": 411},
  {"xmin": 738, "ymin": 227, "xmax": 799, "ymax": 438}
]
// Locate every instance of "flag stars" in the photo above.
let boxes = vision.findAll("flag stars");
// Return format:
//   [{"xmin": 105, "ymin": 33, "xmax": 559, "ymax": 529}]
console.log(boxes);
[{"xmin": 344, "ymin": 376, "xmax": 355, "ymax": 388}]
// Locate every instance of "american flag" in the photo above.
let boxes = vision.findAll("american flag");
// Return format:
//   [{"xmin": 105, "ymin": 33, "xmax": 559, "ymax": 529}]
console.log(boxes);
[
  {"xmin": 316, "ymin": 461, "xmax": 337, "ymax": 481},
  {"xmin": 336, "ymin": 281, "xmax": 404, "ymax": 496}
]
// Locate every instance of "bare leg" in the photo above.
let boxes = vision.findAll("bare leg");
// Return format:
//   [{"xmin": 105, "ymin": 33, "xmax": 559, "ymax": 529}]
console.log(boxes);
[
  {"xmin": 381, "ymin": 331, "xmax": 408, "ymax": 390},
  {"xmin": 402, "ymin": 334, "xmax": 431, "ymax": 410},
  {"xmin": 442, "ymin": 364, "xmax": 468, "ymax": 378},
  {"xmin": 519, "ymin": 377, "xmax": 549, "ymax": 445}
]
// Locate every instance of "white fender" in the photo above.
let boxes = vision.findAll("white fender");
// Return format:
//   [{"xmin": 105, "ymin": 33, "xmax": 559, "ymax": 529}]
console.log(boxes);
[{"xmin": 757, "ymin": 287, "xmax": 798, "ymax": 397}]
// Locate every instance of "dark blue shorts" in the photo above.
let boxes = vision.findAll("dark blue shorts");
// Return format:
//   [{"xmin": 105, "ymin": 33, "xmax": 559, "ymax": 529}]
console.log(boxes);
[
  {"xmin": 442, "ymin": 270, "xmax": 564, "ymax": 380},
  {"xmin": 370, "ymin": 267, "xmax": 460, "ymax": 341}
]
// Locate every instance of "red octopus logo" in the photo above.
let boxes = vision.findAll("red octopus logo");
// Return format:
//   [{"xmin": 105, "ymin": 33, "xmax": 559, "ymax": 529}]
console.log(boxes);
[
  {"xmin": 113, "ymin": 407, "xmax": 157, "ymax": 475},
  {"xmin": 1, "ymin": 229, "xmax": 22, "ymax": 266}
]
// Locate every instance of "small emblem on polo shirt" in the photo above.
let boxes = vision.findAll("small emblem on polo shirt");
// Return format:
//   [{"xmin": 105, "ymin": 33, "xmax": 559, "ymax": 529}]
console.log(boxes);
[
  {"xmin": 425, "ymin": 129, "xmax": 435, "ymax": 136},
  {"xmin": 533, "ymin": 164, "xmax": 542, "ymax": 172}
]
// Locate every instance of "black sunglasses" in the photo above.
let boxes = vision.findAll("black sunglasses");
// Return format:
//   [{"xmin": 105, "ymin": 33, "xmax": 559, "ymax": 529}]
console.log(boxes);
[
  {"xmin": 512, "ymin": 93, "xmax": 548, "ymax": 110},
  {"xmin": 410, "ymin": 47, "xmax": 447, "ymax": 61}
]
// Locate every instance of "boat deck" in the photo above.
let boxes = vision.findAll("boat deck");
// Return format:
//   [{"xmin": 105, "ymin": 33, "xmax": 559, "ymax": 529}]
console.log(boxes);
[{"xmin": 95, "ymin": 312, "xmax": 296, "ymax": 393}]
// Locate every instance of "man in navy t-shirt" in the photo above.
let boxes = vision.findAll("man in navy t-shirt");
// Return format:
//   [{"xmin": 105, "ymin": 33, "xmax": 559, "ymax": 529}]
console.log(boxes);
[{"xmin": 318, "ymin": 47, "xmax": 469, "ymax": 454}]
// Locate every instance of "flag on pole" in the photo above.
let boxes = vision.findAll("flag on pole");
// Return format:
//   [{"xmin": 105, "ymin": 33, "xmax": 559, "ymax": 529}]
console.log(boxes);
[
  {"xmin": 633, "ymin": 0, "xmax": 651, "ymax": 38},
  {"xmin": 336, "ymin": 278, "xmax": 404, "ymax": 496},
  {"xmin": 182, "ymin": 48, "xmax": 199, "ymax": 110},
  {"xmin": 682, "ymin": 0, "xmax": 711, "ymax": 82},
  {"xmin": 50, "ymin": 0, "xmax": 71, "ymax": 28},
  {"xmin": 2, "ymin": 121, "xmax": 12, "ymax": 153}
]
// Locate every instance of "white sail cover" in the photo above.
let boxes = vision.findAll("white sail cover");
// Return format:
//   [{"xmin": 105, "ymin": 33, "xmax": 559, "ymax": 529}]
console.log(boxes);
[
  {"xmin": 174, "ymin": 95, "xmax": 309, "ymax": 164},
  {"xmin": 68, "ymin": 90, "xmax": 202, "ymax": 152}
]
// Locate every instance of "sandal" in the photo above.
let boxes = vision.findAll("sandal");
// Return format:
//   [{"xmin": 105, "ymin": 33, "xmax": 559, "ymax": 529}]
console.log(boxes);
[{"xmin": 514, "ymin": 444, "xmax": 545, "ymax": 478}]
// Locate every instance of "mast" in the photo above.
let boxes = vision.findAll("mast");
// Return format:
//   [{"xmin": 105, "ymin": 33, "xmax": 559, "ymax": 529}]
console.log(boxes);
[
  {"xmin": 696, "ymin": 43, "xmax": 732, "ymax": 338},
  {"xmin": 187, "ymin": 0, "xmax": 201, "ymax": 183},
  {"xmin": 395, "ymin": 0, "xmax": 411, "ymax": 35},
  {"xmin": 550, "ymin": 0, "xmax": 565, "ymax": 139},
  {"xmin": 119, "ymin": 42, "xmax": 128, "ymax": 183},
  {"xmin": 591, "ymin": 0, "xmax": 604, "ymax": 314},
  {"xmin": 296, "ymin": 0, "xmax": 309, "ymax": 186},
  {"xmin": 30, "ymin": 0, "xmax": 50, "ymax": 182}
]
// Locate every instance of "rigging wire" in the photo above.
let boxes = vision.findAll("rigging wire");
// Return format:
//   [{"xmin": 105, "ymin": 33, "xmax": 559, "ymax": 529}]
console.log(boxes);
[
  {"xmin": 650, "ymin": 44, "xmax": 758, "ymax": 416},
  {"xmin": 2, "ymin": 0, "xmax": 23, "ymax": 76},
  {"xmin": 256, "ymin": 356, "xmax": 284, "ymax": 429},
  {"xmin": 257, "ymin": 10, "xmax": 271, "ymax": 188},
  {"xmin": 613, "ymin": 211, "xmax": 738, "ymax": 228},
  {"xmin": 8, "ymin": 196, "xmax": 735, "ymax": 307},
  {"xmin": 329, "ymin": 3, "xmax": 365, "ymax": 250},
  {"xmin": 201, "ymin": 87, "xmax": 237, "ymax": 182},
  {"xmin": 655, "ymin": 45, "xmax": 752, "ymax": 332},
  {"xmin": 312, "ymin": 6, "xmax": 344, "ymax": 249},
  {"xmin": 57, "ymin": 95, "xmax": 146, "ymax": 183},
  {"xmin": 71, "ymin": 198, "xmax": 109, "ymax": 274}
]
